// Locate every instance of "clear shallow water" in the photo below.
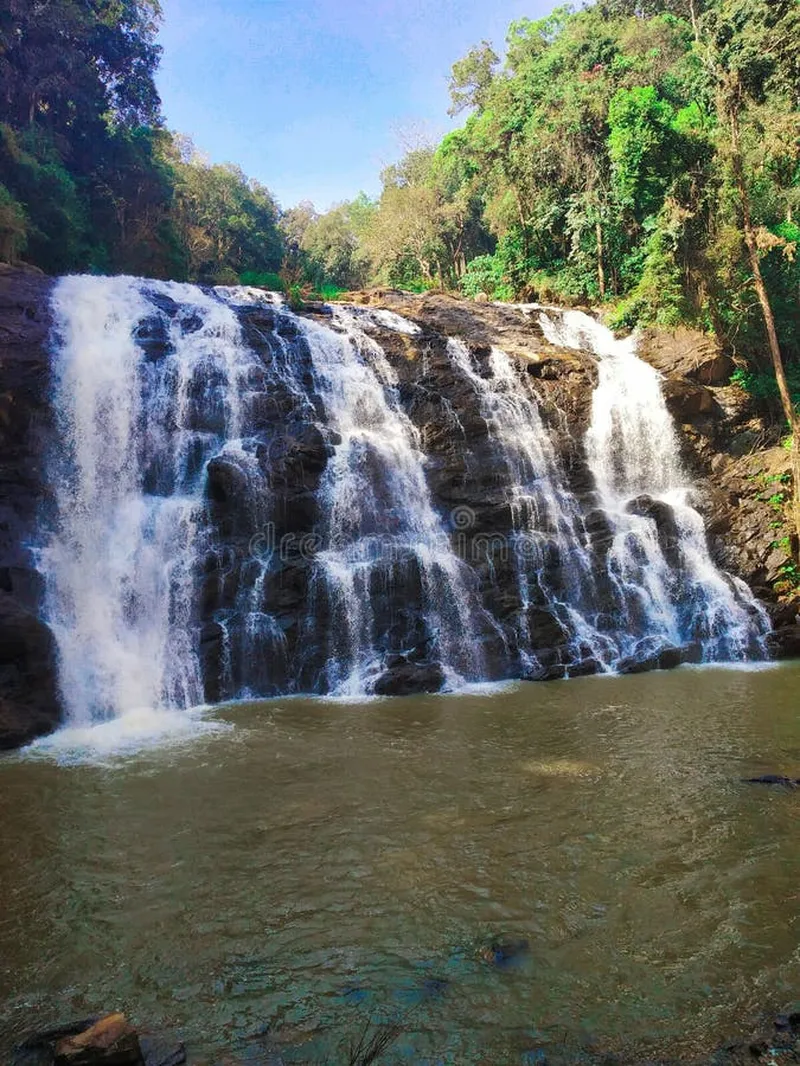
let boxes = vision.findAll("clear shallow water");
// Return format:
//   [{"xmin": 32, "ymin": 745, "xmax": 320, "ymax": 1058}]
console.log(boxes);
[{"xmin": 2, "ymin": 666, "xmax": 800, "ymax": 1064}]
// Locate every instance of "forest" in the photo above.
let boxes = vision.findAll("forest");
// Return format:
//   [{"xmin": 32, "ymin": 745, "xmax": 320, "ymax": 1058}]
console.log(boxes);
[{"xmin": 1, "ymin": 0, "xmax": 798, "ymax": 374}]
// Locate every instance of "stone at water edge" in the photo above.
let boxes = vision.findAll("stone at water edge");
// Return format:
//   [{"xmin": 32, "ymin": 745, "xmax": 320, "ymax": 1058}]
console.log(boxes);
[
  {"xmin": 54, "ymin": 1014, "xmax": 144, "ymax": 1065},
  {"xmin": 743, "ymin": 774, "xmax": 800, "ymax": 788}
]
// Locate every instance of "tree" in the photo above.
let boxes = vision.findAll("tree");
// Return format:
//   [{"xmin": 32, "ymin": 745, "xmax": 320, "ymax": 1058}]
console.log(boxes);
[
  {"xmin": 698, "ymin": 0, "xmax": 800, "ymax": 554},
  {"xmin": 172, "ymin": 148, "xmax": 282, "ymax": 283},
  {"xmin": 448, "ymin": 41, "xmax": 499, "ymax": 116},
  {"xmin": 300, "ymin": 196, "xmax": 376, "ymax": 289}
]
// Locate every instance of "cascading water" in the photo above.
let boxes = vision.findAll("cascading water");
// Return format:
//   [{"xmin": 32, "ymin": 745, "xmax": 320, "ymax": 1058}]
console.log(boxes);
[
  {"xmin": 39, "ymin": 277, "xmax": 770, "ymax": 737},
  {"xmin": 42, "ymin": 275, "xmax": 270, "ymax": 727},
  {"xmin": 539, "ymin": 308, "xmax": 770, "ymax": 663},
  {"xmin": 298, "ymin": 309, "xmax": 486, "ymax": 694},
  {"xmin": 444, "ymin": 339, "xmax": 613, "ymax": 673}
]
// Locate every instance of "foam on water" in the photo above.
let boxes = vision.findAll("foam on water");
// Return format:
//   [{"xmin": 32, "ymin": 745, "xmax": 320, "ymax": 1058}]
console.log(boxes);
[{"xmin": 22, "ymin": 706, "xmax": 230, "ymax": 765}]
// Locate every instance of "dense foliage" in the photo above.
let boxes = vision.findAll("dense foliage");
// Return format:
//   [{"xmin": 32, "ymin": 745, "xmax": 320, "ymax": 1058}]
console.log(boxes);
[
  {"xmin": 1, "ymin": 0, "xmax": 798, "ymax": 375},
  {"xmin": 0, "ymin": 0, "xmax": 281, "ymax": 281},
  {"xmin": 353, "ymin": 0, "xmax": 798, "ymax": 372},
  {"xmin": 281, "ymin": 0, "xmax": 799, "ymax": 383}
]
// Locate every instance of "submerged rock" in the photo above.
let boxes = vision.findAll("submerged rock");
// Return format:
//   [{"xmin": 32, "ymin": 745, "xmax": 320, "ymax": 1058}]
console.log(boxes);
[
  {"xmin": 743, "ymin": 775, "xmax": 799, "ymax": 788},
  {"xmin": 53, "ymin": 1014, "xmax": 143, "ymax": 1065},
  {"xmin": 480, "ymin": 937, "xmax": 530, "ymax": 968}
]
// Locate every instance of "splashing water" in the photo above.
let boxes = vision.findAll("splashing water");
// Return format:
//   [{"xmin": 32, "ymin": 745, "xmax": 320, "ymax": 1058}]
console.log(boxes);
[
  {"xmin": 299, "ymin": 309, "xmax": 486, "ymax": 694},
  {"xmin": 41, "ymin": 276, "xmax": 266, "ymax": 728},
  {"xmin": 37, "ymin": 279, "xmax": 769, "ymax": 744},
  {"xmin": 539, "ymin": 309, "xmax": 769, "ymax": 663},
  {"xmin": 444, "ymin": 338, "xmax": 612, "ymax": 672}
]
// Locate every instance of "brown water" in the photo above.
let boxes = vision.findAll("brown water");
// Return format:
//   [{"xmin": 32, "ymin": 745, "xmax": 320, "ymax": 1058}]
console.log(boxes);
[{"xmin": 1, "ymin": 665, "xmax": 799, "ymax": 1064}]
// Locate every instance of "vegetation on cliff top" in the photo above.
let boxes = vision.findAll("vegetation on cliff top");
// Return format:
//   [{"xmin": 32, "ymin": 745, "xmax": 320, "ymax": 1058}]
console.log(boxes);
[{"xmin": 1, "ymin": 0, "xmax": 798, "ymax": 389}]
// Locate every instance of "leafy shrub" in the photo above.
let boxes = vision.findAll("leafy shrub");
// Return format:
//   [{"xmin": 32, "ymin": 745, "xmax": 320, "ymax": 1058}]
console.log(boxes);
[
  {"xmin": 460, "ymin": 253, "xmax": 514, "ymax": 301},
  {"xmin": 240, "ymin": 270, "xmax": 284, "ymax": 291},
  {"xmin": 0, "ymin": 182, "xmax": 28, "ymax": 261}
]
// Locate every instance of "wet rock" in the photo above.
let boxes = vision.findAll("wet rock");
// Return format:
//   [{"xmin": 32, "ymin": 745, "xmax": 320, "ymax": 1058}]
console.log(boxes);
[
  {"xmin": 139, "ymin": 1036, "xmax": 186, "ymax": 1066},
  {"xmin": 526, "ymin": 662, "xmax": 567, "ymax": 682},
  {"xmin": 0, "ymin": 266, "xmax": 61, "ymax": 747},
  {"xmin": 143, "ymin": 290, "xmax": 179, "ymax": 318},
  {"xmin": 743, "ymin": 775, "xmax": 799, "ymax": 788},
  {"xmin": 766, "ymin": 625, "xmax": 800, "ymax": 660},
  {"xmin": 0, "ymin": 584, "xmax": 59, "ymax": 749},
  {"xmin": 300, "ymin": 300, "xmax": 332, "ymax": 316},
  {"xmin": 568, "ymin": 657, "xmax": 602, "ymax": 678},
  {"xmin": 657, "ymin": 646, "xmax": 684, "ymax": 671},
  {"xmin": 681, "ymin": 641, "xmax": 704, "ymax": 664},
  {"xmin": 617, "ymin": 653, "xmax": 660, "ymax": 675},
  {"xmin": 625, "ymin": 495, "xmax": 681, "ymax": 568},
  {"xmin": 54, "ymin": 1014, "xmax": 143, "ymax": 1065},
  {"xmin": 134, "ymin": 315, "xmax": 173, "ymax": 361},
  {"xmin": 526, "ymin": 608, "xmax": 570, "ymax": 650},
  {"xmin": 617, "ymin": 641, "xmax": 692, "ymax": 674},
  {"xmin": 480, "ymin": 937, "xmax": 530, "ymax": 967},
  {"xmin": 373, "ymin": 658, "xmax": 445, "ymax": 696}
]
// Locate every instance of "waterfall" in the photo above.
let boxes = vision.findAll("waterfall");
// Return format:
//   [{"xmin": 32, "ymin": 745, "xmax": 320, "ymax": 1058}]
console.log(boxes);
[
  {"xmin": 539, "ymin": 308, "xmax": 769, "ymax": 663},
  {"xmin": 298, "ymin": 309, "xmax": 486, "ymax": 694},
  {"xmin": 42, "ymin": 276, "xmax": 267, "ymax": 726},
  {"xmin": 444, "ymin": 339, "xmax": 613, "ymax": 674},
  {"xmin": 39, "ymin": 278, "xmax": 769, "ymax": 734},
  {"xmin": 41, "ymin": 278, "xmax": 489, "ymax": 726}
]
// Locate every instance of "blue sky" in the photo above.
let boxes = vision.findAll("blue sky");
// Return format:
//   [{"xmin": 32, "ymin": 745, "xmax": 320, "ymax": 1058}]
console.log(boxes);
[{"xmin": 156, "ymin": 0, "xmax": 552, "ymax": 211}]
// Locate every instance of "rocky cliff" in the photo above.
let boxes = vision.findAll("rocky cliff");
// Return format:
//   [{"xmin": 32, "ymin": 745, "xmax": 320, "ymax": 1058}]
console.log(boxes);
[
  {"xmin": 0, "ymin": 270, "xmax": 795, "ymax": 749},
  {"xmin": 0, "ymin": 266, "xmax": 59, "ymax": 749}
]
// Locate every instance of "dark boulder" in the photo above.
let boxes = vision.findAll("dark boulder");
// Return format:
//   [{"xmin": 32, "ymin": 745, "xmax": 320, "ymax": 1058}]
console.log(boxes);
[
  {"xmin": 526, "ymin": 663, "xmax": 567, "ymax": 682},
  {"xmin": 617, "ymin": 653, "xmax": 659, "ymax": 675},
  {"xmin": 766, "ymin": 625, "xmax": 800, "ymax": 660},
  {"xmin": 54, "ymin": 1014, "xmax": 144, "ymax": 1065},
  {"xmin": 0, "ymin": 267, "xmax": 61, "ymax": 747},
  {"xmin": 134, "ymin": 315, "xmax": 173, "ymax": 362},
  {"xmin": 625, "ymin": 495, "xmax": 681, "ymax": 568},
  {"xmin": 373, "ymin": 657, "xmax": 445, "ymax": 696},
  {"xmin": 0, "ymin": 596, "xmax": 60, "ymax": 749},
  {"xmin": 657, "ymin": 645, "xmax": 684, "ymax": 671},
  {"xmin": 568, "ymin": 657, "xmax": 603, "ymax": 678}
]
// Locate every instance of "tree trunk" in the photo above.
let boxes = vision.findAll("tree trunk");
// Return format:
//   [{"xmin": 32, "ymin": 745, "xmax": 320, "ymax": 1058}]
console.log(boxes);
[
  {"xmin": 730, "ymin": 107, "xmax": 800, "ymax": 556},
  {"xmin": 688, "ymin": 0, "xmax": 700, "ymax": 43},
  {"xmin": 595, "ymin": 220, "xmax": 606, "ymax": 300}
]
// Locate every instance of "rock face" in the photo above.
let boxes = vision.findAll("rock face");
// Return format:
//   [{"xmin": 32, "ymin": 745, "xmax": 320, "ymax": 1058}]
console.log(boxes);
[
  {"xmin": 636, "ymin": 327, "xmax": 800, "ymax": 609},
  {"xmin": 0, "ymin": 265, "xmax": 59, "ymax": 750},
  {"xmin": 0, "ymin": 271, "xmax": 792, "ymax": 748}
]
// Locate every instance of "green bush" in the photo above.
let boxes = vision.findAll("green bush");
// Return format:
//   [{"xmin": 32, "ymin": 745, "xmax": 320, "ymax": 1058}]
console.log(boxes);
[
  {"xmin": 731, "ymin": 365, "xmax": 800, "ymax": 408},
  {"xmin": 240, "ymin": 270, "xmax": 284, "ymax": 291},
  {"xmin": 460, "ymin": 253, "xmax": 515, "ymax": 301},
  {"xmin": 0, "ymin": 182, "xmax": 28, "ymax": 262}
]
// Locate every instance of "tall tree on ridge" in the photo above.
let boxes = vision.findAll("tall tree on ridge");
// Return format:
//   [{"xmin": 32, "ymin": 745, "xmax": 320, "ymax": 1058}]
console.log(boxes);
[{"xmin": 699, "ymin": 0, "xmax": 800, "ymax": 554}]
